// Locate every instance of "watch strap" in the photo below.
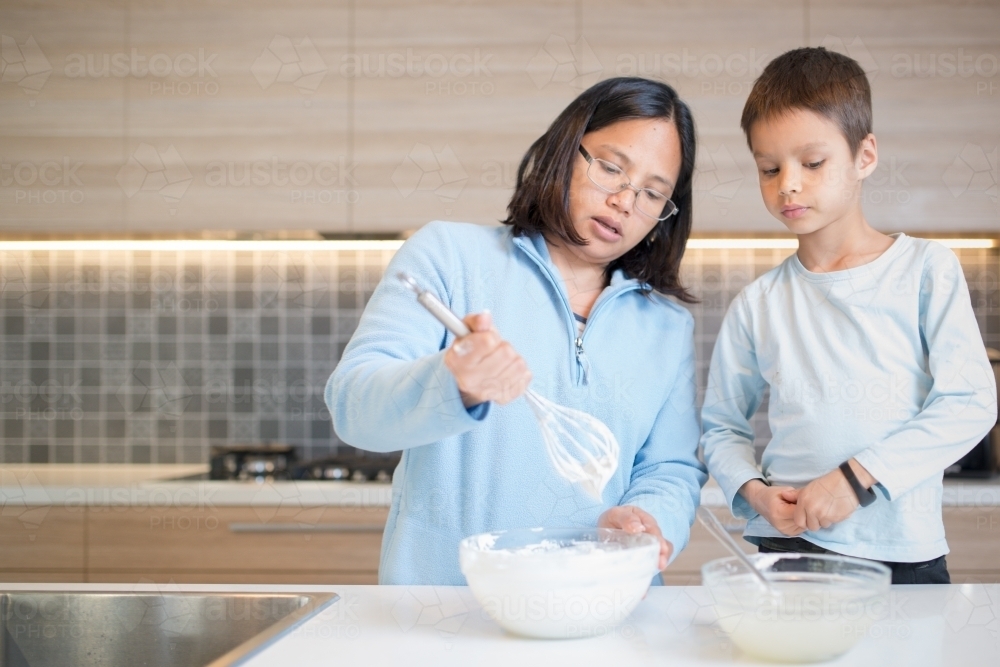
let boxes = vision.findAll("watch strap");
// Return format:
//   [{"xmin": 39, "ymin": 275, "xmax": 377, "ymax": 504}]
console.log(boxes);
[{"xmin": 839, "ymin": 461, "xmax": 876, "ymax": 507}]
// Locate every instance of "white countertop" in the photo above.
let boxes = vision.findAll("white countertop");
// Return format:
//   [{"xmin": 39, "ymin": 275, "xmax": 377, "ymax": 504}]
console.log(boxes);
[
  {"xmin": 0, "ymin": 464, "xmax": 393, "ymax": 507},
  {"xmin": 1, "ymin": 464, "xmax": 999, "ymax": 508},
  {"xmin": 0, "ymin": 464, "xmax": 207, "ymax": 486},
  {"xmin": 1, "ymin": 582, "xmax": 996, "ymax": 666}
]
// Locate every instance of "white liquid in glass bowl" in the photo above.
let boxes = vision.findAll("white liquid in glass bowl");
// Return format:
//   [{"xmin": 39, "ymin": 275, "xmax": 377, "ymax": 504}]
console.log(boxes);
[{"xmin": 703, "ymin": 553, "xmax": 891, "ymax": 663}]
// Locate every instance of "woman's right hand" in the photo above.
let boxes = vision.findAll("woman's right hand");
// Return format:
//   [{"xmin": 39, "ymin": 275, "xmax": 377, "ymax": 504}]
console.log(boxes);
[{"xmin": 444, "ymin": 312, "xmax": 532, "ymax": 407}]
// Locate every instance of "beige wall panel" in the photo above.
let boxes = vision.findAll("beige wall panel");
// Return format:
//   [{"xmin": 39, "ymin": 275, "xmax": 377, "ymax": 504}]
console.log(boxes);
[
  {"xmin": 349, "ymin": 135, "xmax": 526, "ymax": 233},
  {"xmin": 351, "ymin": 0, "xmax": 575, "ymax": 232},
  {"xmin": 809, "ymin": 0, "xmax": 999, "ymax": 47},
  {"xmin": 691, "ymin": 132, "xmax": 774, "ymax": 231},
  {"xmin": 860, "ymin": 134, "xmax": 999, "ymax": 232},
  {"xmin": 120, "ymin": 1, "xmax": 351, "ymax": 231},
  {"xmin": 810, "ymin": 0, "xmax": 1000, "ymax": 232},
  {"xmin": 2, "ymin": 0, "xmax": 996, "ymax": 233},
  {"xmin": 0, "ymin": 136, "xmax": 127, "ymax": 231},
  {"xmin": 124, "ymin": 1, "xmax": 349, "ymax": 136},
  {"xmin": 1, "ymin": 2, "xmax": 127, "ymax": 232},
  {"xmin": 582, "ymin": 1, "xmax": 804, "ymax": 233},
  {"xmin": 0, "ymin": 1, "xmax": 127, "ymax": 136},
  {"xmin": 583, "ymin": 0, "xmax": 805, "ymax": 132},
  {"xmin": 114, "ymin": 134, "xmax": 350, "ymax": 230}
]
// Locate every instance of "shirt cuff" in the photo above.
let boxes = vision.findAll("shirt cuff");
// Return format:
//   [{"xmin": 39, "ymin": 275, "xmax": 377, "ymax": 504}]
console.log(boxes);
[
  {"xmin": 726, "ymin": 471, "xmax": 768, "ymax": 520},
  {"xmin": 853, "ymin": 449, "xmax": 896, "ymax": 500},
  {"xmin": 465, "ymin": 401, "xmax": 491, "ymax": 421}
]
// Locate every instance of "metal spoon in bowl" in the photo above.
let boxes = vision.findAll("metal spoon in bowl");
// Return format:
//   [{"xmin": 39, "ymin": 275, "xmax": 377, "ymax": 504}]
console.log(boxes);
[{"xmin": 696, "ymin": 506, "xmax": 776, "ymax": 592}]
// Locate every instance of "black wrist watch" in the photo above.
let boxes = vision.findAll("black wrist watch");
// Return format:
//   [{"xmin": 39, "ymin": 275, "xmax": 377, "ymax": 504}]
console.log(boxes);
[{"xmin": 839, "ymin": 462, "xmax": 877, "ymax": 507}]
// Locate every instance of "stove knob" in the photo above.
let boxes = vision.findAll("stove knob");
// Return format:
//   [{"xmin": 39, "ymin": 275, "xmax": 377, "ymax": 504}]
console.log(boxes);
[{"xmin": 351, "ymin": 469, "xmax": 367, "ymax": 482}]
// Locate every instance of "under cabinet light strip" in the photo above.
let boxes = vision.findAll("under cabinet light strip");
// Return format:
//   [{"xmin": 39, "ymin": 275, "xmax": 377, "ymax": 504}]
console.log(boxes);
[
  {"xmin": 686, "ymin": 239, "xmax": 998, "ymax": 250},
  {"xmin": 686, "ymin": 239, "xmax": 799, "ymax": 249},
  {"xmin": 0, "ymin": 240, "xmax": 406, "ymax": 252},
  {"xmin": 933, "ymin": 239, "xmax": 998, "ymax": 249},
  {"xmin": 0, "ymin": 238, "xmax": 994, "ymax": 252}
]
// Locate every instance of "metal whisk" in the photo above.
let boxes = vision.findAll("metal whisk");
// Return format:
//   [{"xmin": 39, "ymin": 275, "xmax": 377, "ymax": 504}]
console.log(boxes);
[{"xmin": 397, "ymin": 272, "xmax": 620, "ymax": 500}]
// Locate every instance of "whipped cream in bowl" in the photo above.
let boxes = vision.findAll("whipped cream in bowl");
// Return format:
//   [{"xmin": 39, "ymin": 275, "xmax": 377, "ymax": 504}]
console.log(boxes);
[{"xmin": 459, "ymin": 527, "xmax": 661, "ymax": 639}]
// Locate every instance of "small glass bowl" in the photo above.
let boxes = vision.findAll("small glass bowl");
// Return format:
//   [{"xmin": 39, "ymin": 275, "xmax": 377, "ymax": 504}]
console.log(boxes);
[{"xmin": 702, "ymin": 552, "xmax": 892, "ymax": 663}]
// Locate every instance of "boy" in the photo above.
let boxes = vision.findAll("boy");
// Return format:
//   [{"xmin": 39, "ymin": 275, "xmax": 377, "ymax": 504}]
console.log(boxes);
[{"xmin": 701, "ymin": 47, "xmax": 997, "ymax": 584}]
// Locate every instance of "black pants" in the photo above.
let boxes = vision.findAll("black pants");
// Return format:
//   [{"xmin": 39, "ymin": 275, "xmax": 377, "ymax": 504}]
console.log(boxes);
[{"xmin": 758, "ymin": 537, "xmax": 951, "ymax": 585}]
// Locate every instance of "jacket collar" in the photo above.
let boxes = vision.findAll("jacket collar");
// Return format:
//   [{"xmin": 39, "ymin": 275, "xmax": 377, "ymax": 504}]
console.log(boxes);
[{"xmin": 510, "ymin": 230, "xmax": 647, "ymax": 292}]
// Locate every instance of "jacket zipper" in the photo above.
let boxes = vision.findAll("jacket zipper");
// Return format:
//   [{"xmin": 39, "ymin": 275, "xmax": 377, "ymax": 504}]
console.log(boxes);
[
  {"xmin": 575, "ymin": 283, "xmax": 642, "ymax": 384},
  {"xmin": 514, "ymin": 238, "xmax": 642, "ymax": 386},
  {"xmin": 573, "ymin": 334, "xmax": 590, "ymax": 385}
]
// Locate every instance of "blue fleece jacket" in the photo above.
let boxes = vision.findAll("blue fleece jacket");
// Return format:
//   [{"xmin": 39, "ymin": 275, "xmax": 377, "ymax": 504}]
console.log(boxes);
[{"xmin": 325, "ymin": 221, "xmax": 707, "ymax": 585}]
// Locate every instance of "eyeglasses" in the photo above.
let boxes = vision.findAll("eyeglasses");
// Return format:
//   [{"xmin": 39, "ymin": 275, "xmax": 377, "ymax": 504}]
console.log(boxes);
[{"xmin": 578, "ymin": 146, "xmax": 679, "ymax": 221}]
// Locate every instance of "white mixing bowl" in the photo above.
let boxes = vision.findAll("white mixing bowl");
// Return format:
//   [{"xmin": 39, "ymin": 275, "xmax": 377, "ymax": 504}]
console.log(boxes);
[
  {"xmin": 702, "ymin": 553, "xmax": 892, "ymax": 663},
  {"xmin": 459, "ymin": 527, "xmax": 660, "ymax": 639}
]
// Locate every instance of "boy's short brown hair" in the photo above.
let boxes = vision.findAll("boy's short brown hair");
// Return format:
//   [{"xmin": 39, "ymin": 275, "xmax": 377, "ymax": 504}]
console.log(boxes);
[{"xmin": 741, "ymin": 47, "xmax": 872, "ymax": 155}]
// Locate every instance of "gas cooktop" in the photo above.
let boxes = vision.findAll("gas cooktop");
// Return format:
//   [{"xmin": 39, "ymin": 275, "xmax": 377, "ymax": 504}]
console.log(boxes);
[{"xmin": 170, "ymin": 444, "xmax": 400, "ymax": 483}]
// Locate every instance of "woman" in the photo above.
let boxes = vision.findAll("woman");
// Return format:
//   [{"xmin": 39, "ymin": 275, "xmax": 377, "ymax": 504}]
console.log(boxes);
[{"xmin": 326, "ymin": 77, "xmax": 706, "ymax": 585}]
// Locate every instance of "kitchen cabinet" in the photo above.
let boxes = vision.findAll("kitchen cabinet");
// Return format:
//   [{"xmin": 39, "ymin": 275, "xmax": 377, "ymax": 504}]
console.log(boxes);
[
  {"xmin": 0, "ymin": 505, "xmax": 387, "ymax": 585},
  {"xmin": 13, "ymin": 504, "xmax": 732, "ymax": 586},
  {"xmin": 3, "ymin": 504, "xmax": 1000, "ymax": 585},
  {"xmin": 940, "ymin": 506, "xmax": 1000, "ymax": 584},
  {"xmin": 86, "ymin": 505, "xmax": 388, "ymax": 585},
  {"xmin": 0, "ymin": 507, "xmax": 86, "ymax": 582}
]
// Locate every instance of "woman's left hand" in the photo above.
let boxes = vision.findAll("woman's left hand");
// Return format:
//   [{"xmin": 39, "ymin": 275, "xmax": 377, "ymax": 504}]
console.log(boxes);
[{"xmin": 598, "ymin": 505, "xmax": 672, "ymax": 571}]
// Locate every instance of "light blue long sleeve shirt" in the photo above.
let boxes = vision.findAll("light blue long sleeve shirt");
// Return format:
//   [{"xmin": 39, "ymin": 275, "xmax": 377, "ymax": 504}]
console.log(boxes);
[
  {"xmin": 326, "ymin": 221, "xmax": 707, "ymax": 585},
  {"xmin": 702, "ymin": 234, "xmax": 997, "ymax": 563}
]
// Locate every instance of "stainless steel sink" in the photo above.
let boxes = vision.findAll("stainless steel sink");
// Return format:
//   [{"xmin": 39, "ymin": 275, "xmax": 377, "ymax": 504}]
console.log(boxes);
[{"xmin": 0, "ymin": 591, "xmax": 338, "ymax": 667}]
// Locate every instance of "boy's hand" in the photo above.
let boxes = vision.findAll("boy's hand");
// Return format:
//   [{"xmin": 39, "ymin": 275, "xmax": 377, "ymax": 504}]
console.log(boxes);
[
  {"xmin": 739, "ymin": 479, "xmax": 804, "ymax": 536},
  {"xmin": 792, "ymin": 463, "xmax": 868, "ymax": 531},
  {"xmin": 444, "ymin": 312, "xmax": 532, "ymax": 407},
  {"xmin": 599, "ymin": 505, "xmax": 672, "ymax": 571}
]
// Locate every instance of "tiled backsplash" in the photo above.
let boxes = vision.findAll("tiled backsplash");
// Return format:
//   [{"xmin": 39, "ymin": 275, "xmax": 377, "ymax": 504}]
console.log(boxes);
[{"xmin": 1, "ymin": 239, "xmax": 997, "ymax": 464}]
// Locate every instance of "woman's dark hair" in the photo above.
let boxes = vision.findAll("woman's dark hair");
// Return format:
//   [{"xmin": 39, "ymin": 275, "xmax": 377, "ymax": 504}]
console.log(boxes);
[{"xmin": 501, "ymin": 77, "xmax": 697, "ymax": 303}]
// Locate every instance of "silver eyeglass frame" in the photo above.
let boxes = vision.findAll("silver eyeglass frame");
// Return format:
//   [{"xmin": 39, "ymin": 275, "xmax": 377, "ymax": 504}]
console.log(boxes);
[{"xmin": 578, "ymin": 145, "xmax": 679, "ymax": 221}]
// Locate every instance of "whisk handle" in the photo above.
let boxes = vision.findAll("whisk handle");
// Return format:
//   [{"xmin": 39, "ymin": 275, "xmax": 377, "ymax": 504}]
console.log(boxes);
[
  {"xmin": 418, "ymin": 291, "xmax": 471, "ymax": 338},
  {"xmin": 397, "ymin": 272, "xmax": 471, "ymax": 338}
]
